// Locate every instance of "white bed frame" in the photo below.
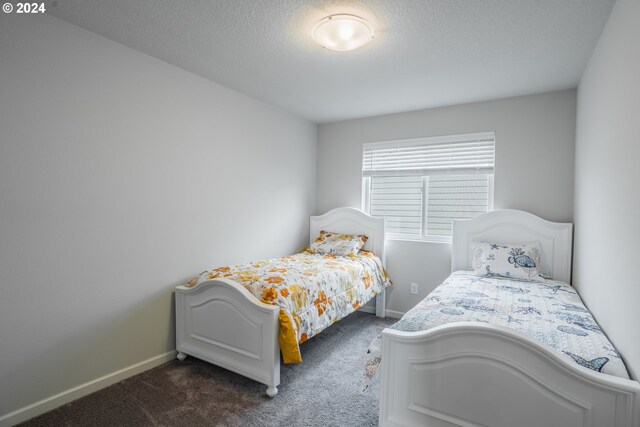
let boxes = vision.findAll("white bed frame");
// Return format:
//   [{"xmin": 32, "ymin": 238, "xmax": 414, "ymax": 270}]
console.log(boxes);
[
  {"xmin": 379, "ymin": 209, "xmax": 640, "ymax": 427},
  {"xmin": 175, "ymin": 207, "xmax": 386, "ymax": 397}
]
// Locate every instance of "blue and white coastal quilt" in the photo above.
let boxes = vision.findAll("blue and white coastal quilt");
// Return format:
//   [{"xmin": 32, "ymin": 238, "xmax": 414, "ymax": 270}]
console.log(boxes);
[{"xmin": 364, "ymin": 271, "xmax": 629, "ymax": 386}]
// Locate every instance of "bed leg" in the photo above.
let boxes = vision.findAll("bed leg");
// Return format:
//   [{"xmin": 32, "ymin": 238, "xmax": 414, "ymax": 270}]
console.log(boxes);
[
  {"xmin": 176, "ymin": 351, "xmax": 187, "ymax": 362},
  {"xmin": 376, "ymin": 290, "xmax": 386, "ymax": 318},
  {"xmin": 266, "ymin": 386, "xmax": 278, "ymax": 397}
]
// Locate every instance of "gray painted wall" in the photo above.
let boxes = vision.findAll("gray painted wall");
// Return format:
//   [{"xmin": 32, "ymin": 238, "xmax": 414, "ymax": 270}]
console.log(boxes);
[
  {"xmin": 574, "ymin": 0, "xmax": 640, "ymax": 380},
  {"xmin": 317, "ymin": 90, "xmax": 576, "ymax": 315},
  {"xmin": 0, "ymin": 14, "xmax": 316, "ymax": 417}
]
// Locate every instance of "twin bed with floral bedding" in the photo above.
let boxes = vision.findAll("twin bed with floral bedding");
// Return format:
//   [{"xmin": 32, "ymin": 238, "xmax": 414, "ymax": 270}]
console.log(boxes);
[
  {"xmin": 187, "ymin": 247, "xmax": 390, "ymax": 364},
  {"xmin": 175, "ymin": 207, "xmax": 390, "ymax": 397}
]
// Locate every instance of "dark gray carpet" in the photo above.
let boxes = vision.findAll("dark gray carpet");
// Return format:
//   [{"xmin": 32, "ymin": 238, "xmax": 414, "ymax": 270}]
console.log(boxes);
[{"xmin": 20, "ymin": 312, "xmax": 395, "ymax": 427}]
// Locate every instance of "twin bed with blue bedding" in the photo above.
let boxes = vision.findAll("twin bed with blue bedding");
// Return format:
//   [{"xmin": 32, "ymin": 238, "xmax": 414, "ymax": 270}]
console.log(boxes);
[
  {"xmin": 368, "ymin": 271, "xmax": 629, "ymax": 380},
  {"xmin": 376, "ymin": 210, "xmax": 640, "ymax": 427}
]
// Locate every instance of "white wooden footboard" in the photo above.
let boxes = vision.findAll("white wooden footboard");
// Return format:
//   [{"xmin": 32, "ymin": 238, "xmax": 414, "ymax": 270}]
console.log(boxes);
[
  {"xmin": 175, "ymin": 279, "xmax": 280, "ymax": 396},
  {"xmin": 379, "ymin": 322, "xmax": 640, "ymax": 427}
]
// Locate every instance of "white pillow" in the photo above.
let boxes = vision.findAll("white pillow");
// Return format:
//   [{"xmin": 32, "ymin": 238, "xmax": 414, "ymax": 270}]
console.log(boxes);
[{"xmin": 472, "ymin": 241, "xmax": 545, "ymax": 282}]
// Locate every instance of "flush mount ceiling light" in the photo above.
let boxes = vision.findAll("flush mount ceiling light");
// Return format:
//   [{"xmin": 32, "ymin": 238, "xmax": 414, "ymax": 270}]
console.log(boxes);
[{"xmin": 312, "ymin": 14, "xmax": 374, "ymax": 52}]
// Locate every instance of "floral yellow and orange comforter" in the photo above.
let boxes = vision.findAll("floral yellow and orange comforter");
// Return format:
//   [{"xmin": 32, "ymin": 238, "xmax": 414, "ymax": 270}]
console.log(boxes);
[{"xmin": 186, "ymin": 250, "xmax": 392, "ymax": 364}]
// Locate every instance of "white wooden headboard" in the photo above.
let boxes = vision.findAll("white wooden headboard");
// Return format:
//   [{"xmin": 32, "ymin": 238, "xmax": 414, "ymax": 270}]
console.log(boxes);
[
  {"xmin": 452, "ymin": 209, "xmax": 573, "ymax": 283},
  {"xmin": 310, "ymin": 207, "xmax": 386, "ymax": 267}
]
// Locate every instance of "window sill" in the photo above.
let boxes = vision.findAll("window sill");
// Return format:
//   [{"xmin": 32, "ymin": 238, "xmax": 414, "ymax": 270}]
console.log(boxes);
[{"xmin": 386, "ymin": 236, "xmax": 452, "ymax": 245}]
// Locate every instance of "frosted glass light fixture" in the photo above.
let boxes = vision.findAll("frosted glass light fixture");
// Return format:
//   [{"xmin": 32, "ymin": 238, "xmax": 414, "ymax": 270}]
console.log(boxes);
[{"xmin": 312, "ymin": 14, "xmax": 374, "ymax": 51}]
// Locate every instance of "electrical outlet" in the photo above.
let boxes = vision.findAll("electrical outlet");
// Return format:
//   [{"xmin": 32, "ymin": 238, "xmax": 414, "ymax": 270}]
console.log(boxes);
[{"xmin": 410, "ymin": 282, "xmax": 419, "ymax": 295}]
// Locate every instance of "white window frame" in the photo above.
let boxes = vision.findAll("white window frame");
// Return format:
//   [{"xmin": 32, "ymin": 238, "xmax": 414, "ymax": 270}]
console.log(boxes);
[{"xmin": 362, "ymin": 132, "xmax": 495, "ymax": 243}]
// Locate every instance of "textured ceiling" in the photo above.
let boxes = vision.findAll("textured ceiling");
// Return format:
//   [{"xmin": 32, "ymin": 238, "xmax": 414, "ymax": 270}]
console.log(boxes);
[{"xmin": 46, "ymin": 0, "xmax": 614, "ymax": 123}]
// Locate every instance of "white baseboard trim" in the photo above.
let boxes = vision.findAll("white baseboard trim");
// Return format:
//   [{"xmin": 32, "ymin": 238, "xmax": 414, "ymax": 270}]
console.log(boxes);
[
  {"xmin": 359, "ymin": 306, "xmax": 404, "ymax": 319},
  {"xmin": 0, "ymin": 350, "xmax": 176, "ymax": 427},
  {"xmin": 384, "ymin": 309, "xmax": 405, "ymax": 319}
]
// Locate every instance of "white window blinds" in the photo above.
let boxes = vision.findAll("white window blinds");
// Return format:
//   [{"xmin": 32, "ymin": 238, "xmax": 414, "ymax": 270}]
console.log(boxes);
[
  {"xmin": 362, "ymin": 132, "xmax": 495, "ymax": 176},
  {"xmin": 362, "ymin": 132, "xmax": 495, "ymax": 240},
  {"xmin": 369, "ymin": 176, "xmax": 423, "ymax": 235},
  {"xmin": 426, "ymin": 174, "xmax": 491, "ymax": 237}
]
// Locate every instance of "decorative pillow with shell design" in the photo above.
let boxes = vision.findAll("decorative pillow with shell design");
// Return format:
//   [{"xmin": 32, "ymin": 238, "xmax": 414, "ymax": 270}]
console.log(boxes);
[
  {"xmin": 307, "ymin": 230, "xmax": 368, "ymax": 256},
  {"xmin": 472, "ymin": 241, "xmax": 545, "ymax": 282}
]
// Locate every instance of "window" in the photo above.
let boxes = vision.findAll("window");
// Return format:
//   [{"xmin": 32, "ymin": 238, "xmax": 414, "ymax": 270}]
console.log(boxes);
[{"xmin": 362, "ymin": 132, "xmax": 495, "ymax": 242}]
